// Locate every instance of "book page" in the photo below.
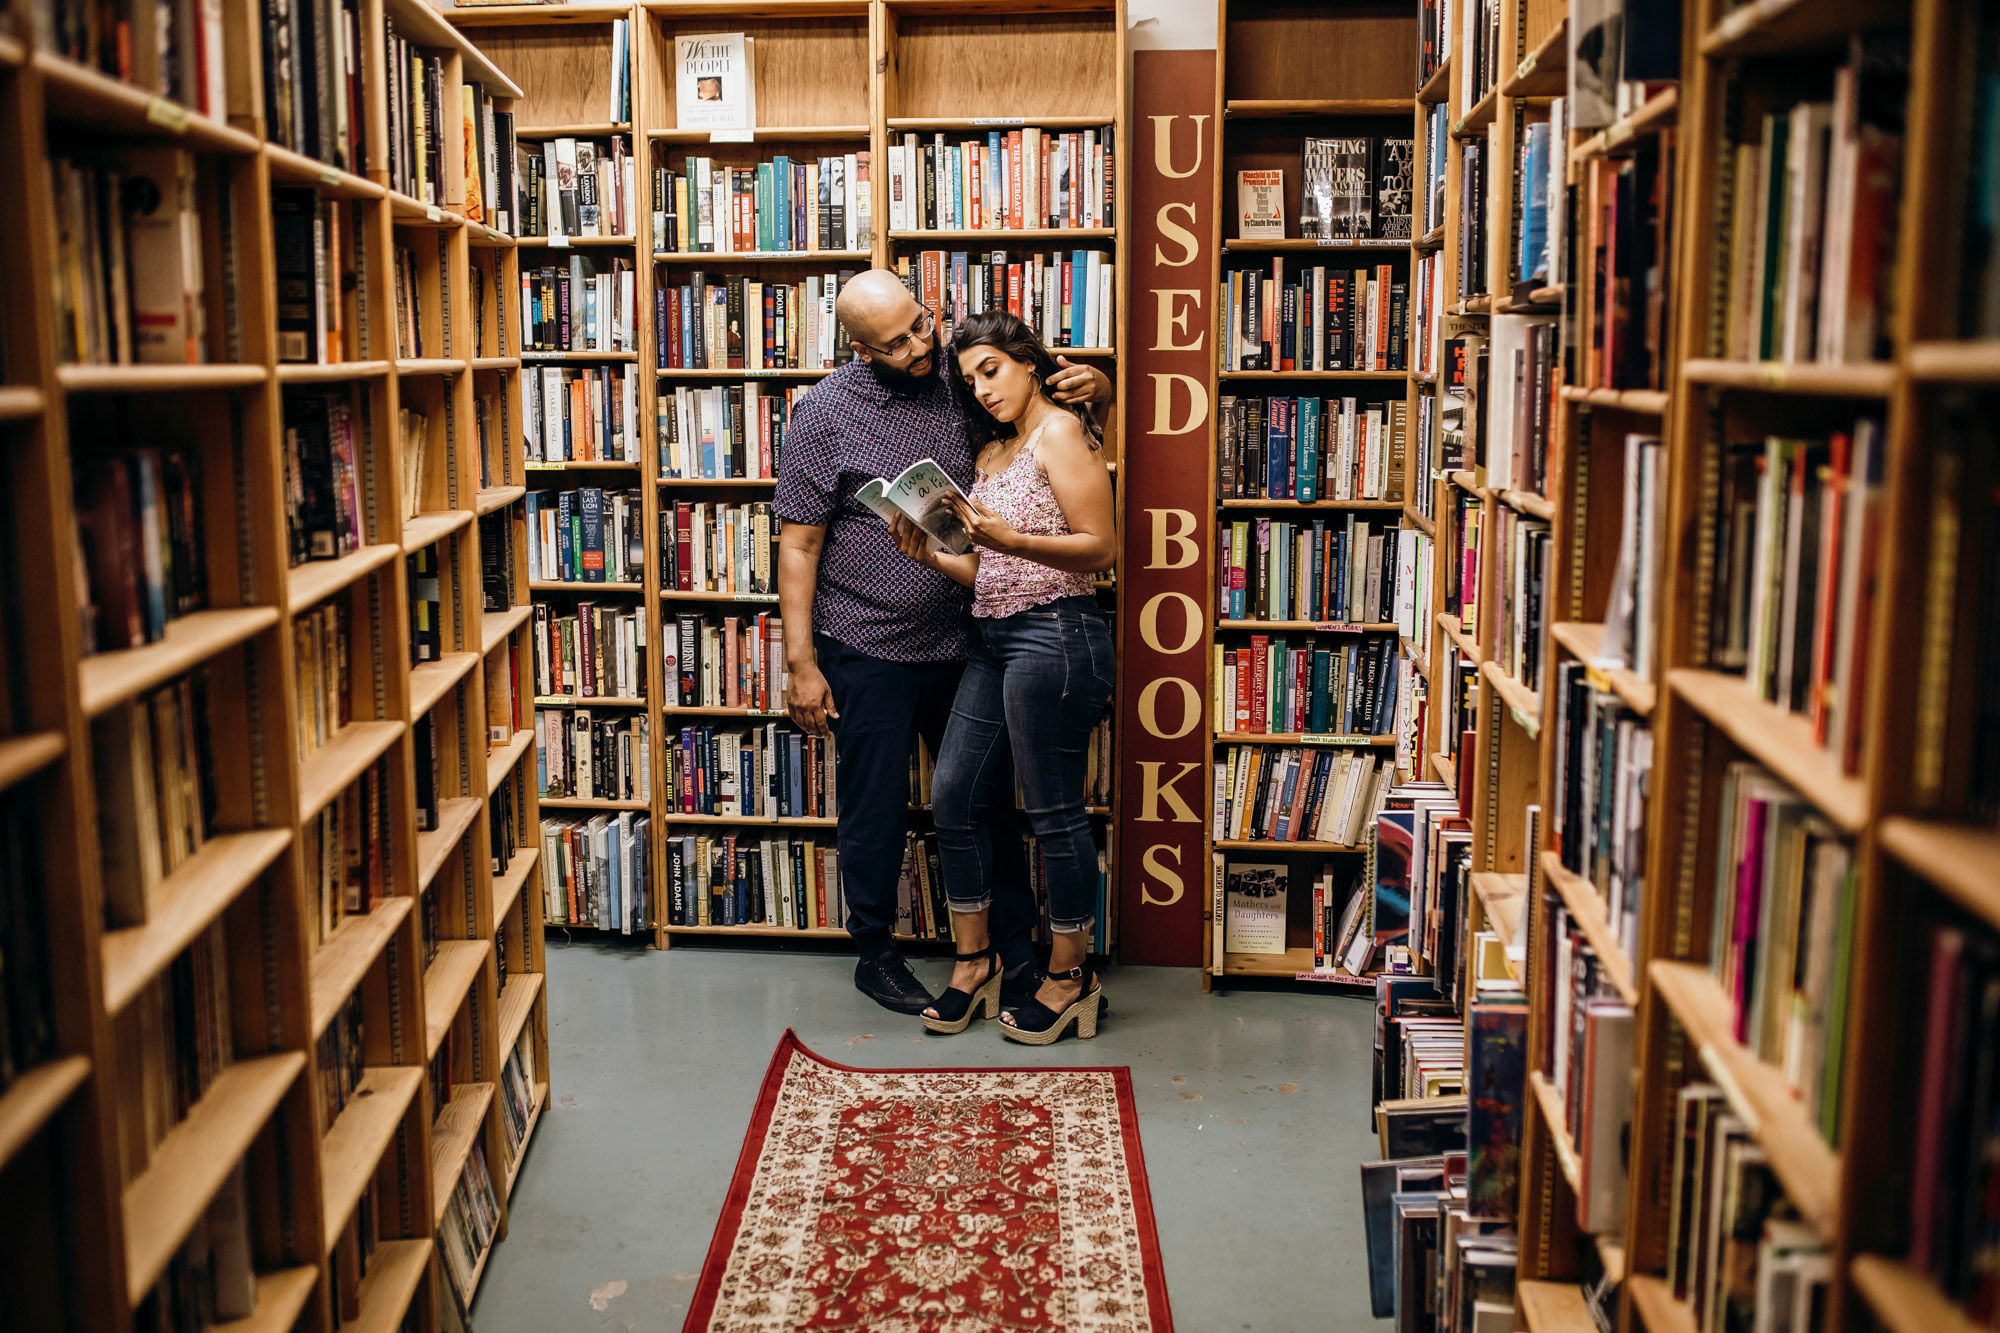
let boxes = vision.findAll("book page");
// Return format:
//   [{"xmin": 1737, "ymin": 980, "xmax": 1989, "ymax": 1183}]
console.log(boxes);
[{"xmin": 873, "ymin": 458, "xmax": 973, "ymax": 555}]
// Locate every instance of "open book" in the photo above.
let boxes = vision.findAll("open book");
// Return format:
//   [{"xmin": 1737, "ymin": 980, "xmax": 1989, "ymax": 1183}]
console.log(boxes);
[{"xmin": 855, "ymin": 457, "xmax": 974, "ymax": 555}]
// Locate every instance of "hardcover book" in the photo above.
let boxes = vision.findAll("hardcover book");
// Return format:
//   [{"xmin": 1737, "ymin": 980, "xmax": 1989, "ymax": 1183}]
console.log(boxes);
[
  {"xmin": 1224, "ymin": 862, "xmax": 1288, "ymax": 954},
  {"xmin": 1466, "ymin": 1002, "xmax": 1529, "ymax": 1219},
  {"xmin": 1307, "ymin": 137, "xmax": 1374, "ymax": 240}
]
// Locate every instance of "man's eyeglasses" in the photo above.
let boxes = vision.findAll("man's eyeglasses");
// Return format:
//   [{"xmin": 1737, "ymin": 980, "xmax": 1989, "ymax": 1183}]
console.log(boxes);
[{"xmin": 858, "ymin": 308, "xmax": 936, "ymax": 361}]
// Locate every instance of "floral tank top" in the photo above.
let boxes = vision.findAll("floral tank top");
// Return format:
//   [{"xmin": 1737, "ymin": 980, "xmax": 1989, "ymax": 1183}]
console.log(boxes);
[{"xmin": 969, "ymin": 424, "xmax": 1099, "ymax": 618}]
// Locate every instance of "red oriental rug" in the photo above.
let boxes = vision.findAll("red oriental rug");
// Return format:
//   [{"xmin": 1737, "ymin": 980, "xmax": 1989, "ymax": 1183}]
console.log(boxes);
[{"xmin": 682, "ymin": 1030, "xmax": 1175, "ymax": 1333}]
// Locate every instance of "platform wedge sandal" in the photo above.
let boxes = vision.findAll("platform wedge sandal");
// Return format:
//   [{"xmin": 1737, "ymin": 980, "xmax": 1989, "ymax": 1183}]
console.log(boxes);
[
  {"xmin": 998, "ymin": 961, "xmax": 1102, "ymax": 1045},
  {"xmin": 921, "ymin": 947, "xmax": 1003, "ymax": 1034}
]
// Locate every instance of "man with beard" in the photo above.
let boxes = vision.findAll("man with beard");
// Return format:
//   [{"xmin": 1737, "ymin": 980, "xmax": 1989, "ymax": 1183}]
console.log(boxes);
[{"xmin": 773, "ymin": 269, "xmax": 1112, "ymax": 1014}]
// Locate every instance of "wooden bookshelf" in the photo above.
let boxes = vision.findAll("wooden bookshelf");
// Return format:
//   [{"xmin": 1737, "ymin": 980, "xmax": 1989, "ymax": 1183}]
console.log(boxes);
[{"xmin": 0, "ymin": 7, "xmax": 546, "ymax": 1326}]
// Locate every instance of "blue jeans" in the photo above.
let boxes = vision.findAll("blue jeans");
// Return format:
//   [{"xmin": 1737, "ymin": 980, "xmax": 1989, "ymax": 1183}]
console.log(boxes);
[{"xmin": 933, "ymin": 597, "xmax": 1114, "ymax": 935}]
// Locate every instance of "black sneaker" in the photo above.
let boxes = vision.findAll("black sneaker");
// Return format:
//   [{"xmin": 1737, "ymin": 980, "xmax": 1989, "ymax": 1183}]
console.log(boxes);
[{"xmin": 855, "ymin": 952, "xmax": 935, "ymax": 1016}]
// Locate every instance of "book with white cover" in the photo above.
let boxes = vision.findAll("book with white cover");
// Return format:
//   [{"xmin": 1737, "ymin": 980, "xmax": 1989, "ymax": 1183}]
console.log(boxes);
[
  {"xmin": 675, "ymin": 33, "xmax": 756, "ymax": 132},
  {"xmin": 854, "ymin": 457, "xmax": 974, "ymax": 554},
  {"xmin": 1225, "ymin": 862, "xmax": 1288, "ymax": 955}
]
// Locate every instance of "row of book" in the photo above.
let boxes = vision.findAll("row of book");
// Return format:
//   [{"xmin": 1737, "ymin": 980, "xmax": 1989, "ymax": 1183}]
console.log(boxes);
[
  {"xmin": 1218, "ymin": 634, "xmax": 1405, "ymax": 739},
  {"xmin": 1719, "ymin": 38, "xmax": 1908, "ymax": 366},
  {"xmin": 661, "ymin": 501, "xmax": 780, "ymax": 597},
  {"xmin": 283, "ymin": 389, "xmax": 368, "ymax": 566},
  {"xmin": 1219, "ymin": 262, "xmax": 1408, "ymax": 373},
  {"xmin": 273, "ymin": 189, "xmax": 359, "ymax": 365},
  {"xmin": 885, "ymin": 127, "xmax": 1114, "ymax": 233},
  {"xmin": 1216, "ymin": 393, "xmax": 1409, "ymax": 501},
  {"xmin": 1549, "ymin": 665, "xmax": 1652, "ymax": 964},
  {"xmin": 667, "ymin": 611, "xmax": 786, "ymax": 713},
  {"xmin": 0, "ymin": 793, "xmax": 52, "ymax": 1095},
  {"xmin": 1965, "ymin": 16, "xmax": 2000, "ymax": 338},
  {"xmin": 464, "ymin": 85, "xmax": 516, "ymax": 235},
  {"xmin": 1234, "ymin": 141, "xmax": 1414, "ymax": 245},
  {"xmin": 72, "ymin": 437, "xmax": 205, "ymax": 655},
  {"xmin": 542, "ymin": 810, "xmax": 651, "ymax": 934},
  {"xmin": 316, "ymin": 992, "xmax": 365, "ymax": 1133},
  {"xmin": 521, "ymin": 258, "xmax": 637, "ymax": 355},
  {"xmin": 1216, "ymin": 517, "xmax": 1414, "ymax": 628},
  {"xmin": 391, "ymin": 241, "xmax": 429, "ymax": 360},
  {"xmin": 532, "ymin": 601, "xmax": 647, "ymax": 703},
  {"xmin": 663, "ymin": 831, "xmax": 841, "ymax": 931},
  {"xmin": 1908, "ymin": 922, "xmax": 2000, "ymax": 1317},
  {"xmin": 113, "ymin": 921, "xmax": 232, "ymax": 1186},
  {"xmin": 133, "ymin": 1164, "xmax": 260, "ymax": 1332},
  {"xmin": 1446, "ymin": 488, "xmax": 1480, "ymax": 640},
  {"xmin": 520, "ymin": 136, "xmax": 635, "ymax": 240},
  {"xmin": 1458, "ymin": 140, "xmax": 1487, "ymax": 300},
  {"xmin": 94, "ymin": 676, "xmax": 216, "ymax": 928},
  {"xmin": 535, "ymin": 708, "xmax": 650, "ymax": 804},
  {"xmin": 656, "ymin": 383, "xmax": 800, "ymax": 480},
  {"xmin": 1928, "ymin": 396, "xmax": 2000, "ymax": 828},
  {"xmin": 665, "ymin": 723, "xmax": 836, "ymax": 820},
  {"xmin": 385, "ymin": 20, "xmax": 448, "ymax": 207},
  {"xmin": 1379, "ymin": 780, "xmax": 1474, "ymax": 995},
  {"xmin": 1513, "ymin": 113, "xmax": 1562, "ymax": 292},
  {"xmin": 1480, "ymin": 313, "xmax": 1556, "ymax": 497},
  {"xmin": 1598, "ymin": 432, "xmax": 1667, "ymax": 685},
  {"xmin": 437, "ymin": 1142, "xmax": 500, "ymax": 1307},
  {"xmin": 1487, "ymin": 506, "xmax": 1550, "ymax": 695},
  {"xmin": 1539, "ymin": 899, "xmax": 1635, "ymax": 1234},
  {"xmin": 481, "ymin": 512, "xmax": 518, "ymax": 616},
  {"xmin": 1213, "ymin": 746, "xmax": 1389, "ymax": 848},
  {"xmin": 524, "ymin": 487, "xmax": 645, "ymax": 585},
  {"xmin": 654, "ymin": 272, "xmax": 853, "ymax": 371},
  {"xmin": 900, "ymin": 249, "xmax": 1116, "ymax": 352},
  {"xmin": 521, "ymin": 364, "xmax": 639, "ymax": 464},
  {"xmin": 50, "ymin": 148, "xmax": 210, "ymax": 366},
  {"xmin": 655, "ymin": 153, "xmax": 870, "ymax": 254},
  {"xmin": 304, "ymin": 757, "xmax": 392, "ymax": 950},
  {"xmin": 1585, "ymin": 131, "xmax": 1674, "ymax": 392},
  {"xmin": 397, "ymin": 408, "xmax": 434, "ymax": 519},
  {"xmin": 1710, "ymin": 419, "xmax": 1884, "ymax": 776},
  {"xmin": 1218, "ymin": 861, "xmax": 1361, "ymax": 967},
  {"xmin": 497, "ymin": 1027, "xmax": 540, "ymax": 1180},
  {"xmin": 294, "ymin": 600, "xmax": 350, "ymax": 762}
]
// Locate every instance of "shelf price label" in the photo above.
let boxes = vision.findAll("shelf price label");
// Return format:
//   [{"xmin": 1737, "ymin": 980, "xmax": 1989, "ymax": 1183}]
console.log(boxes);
[
  {"xmin": 425, "ymin": 206, "xmax": 442, "ymax": 223},
  {"xmin": 1508, "ymin": 703, "xmax": 1540, "ymax": 739},
  {"xmin": 709, "ymin": 129, "xmax": 754, "ymax": 143},
  {"xmin": 1312, "ymin": 621, "xmax": 1364, "ymax": 632},
  {"xmin": 146, "ymin": 97, "xmax": 191, "ymax": 133},
  {"xmin": 1316, "ymin": 237, "xmax": 1355, "ymax": 247},
  {"xmin": 1301, "ymin": 734, "xmax": 1372, "ymax": 747},
  {"xmin": 548, "ymin": 233, "xmax": 569, "ymax": 248},
  {"xmin": 973, "ymin": 117, "xmax": 1026, "ymax": 126},
  {"xmin": 1583, "ymin": 663, "xmax": 1613, "ymax": 694},
  {"xmin": 319, "ymin": 167, "xmax": 341, "ymax": 187}
]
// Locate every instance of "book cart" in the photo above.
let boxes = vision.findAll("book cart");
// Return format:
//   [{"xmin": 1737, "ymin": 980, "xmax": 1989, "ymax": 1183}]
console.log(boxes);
[
  {"xmin": 448, "ymin": 0, "xmax": 1130, "ymax": 955},
  {"xmin": 0, "ymin": 0, "xmax": 550, "ymax": 1324},
  {"xmin": 1200, "ymin": 0, "xmax": 1424, "ymax": 989}
]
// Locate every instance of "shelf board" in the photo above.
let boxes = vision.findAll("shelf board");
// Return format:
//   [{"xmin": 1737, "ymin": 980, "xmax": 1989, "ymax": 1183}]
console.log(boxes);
[
  {"xmin": 393, "ymin": 357, "xmax": 467, "ymax": 378},
  {"xmin": 0, "ymin": 385, "xmax": 46, "ymax": 421},
  {"xmin": 539, "ymin": 795, "xmax": 650, "ymax": 811},
  {"xmin": 1470, "ymin": 871, "xmax": 1525, "ymax": 954},
  {"xmin": 1573, "ymin": 87, "xmax": 1679, "ymax": 160},
  {"xmin": 885, "ymin": 114, "xmax": 1113, "ymax": 131},
  {"xmin": 0, "ymin": 730, "xmax": 65, "ymax": 794},
  {"xmin": 289, "ymin": 543, "xmax": 400, "ymax": 610},
  {"xmin": 1222, "ymin": 945, "xmax": 1326, "ymax": 976},
  {"xmin": 35, "ymin": 53, "xmax": 262, "ymax": 154},
  {"xmin": 1539, "ymin": 850, "xmax": 1638, "ymax": 1005},
  {"xmin": 1218, "ymin": 369, "xmax": 1404, "ymax": 381},
  {"xmin": 80, "ymin": 607, "xmax": 280, "ymax": 718},
  {"xmin": 387, "ymin": 190, "xmax": 463, "ymax": 227},
  {"xmin": 661, "ymin": 704, "xmax": 788, "ymax": 718},
  {"xmin": 102, "ymin": 829, "xmax": 293, "ymax": 1014},
  {"xmin": 1413, "ymin": 225, "xmax": 1444, "ymax": 253},
  {"xmin": 1879, "ymin": 817, "xmax": 2000, "ymax": 933},
  {"xmin": 1482, "ymin": 658, "xmax": 1541, "ymax": 734},
  {"xmin": 528, "ymin": 579, "xmax": 647, "ymax": 592},
  {"xmin": 1416, "ymin": 55, "xmax": 1452, "ymax": 105},
  {"xmin": 659, "ymin": 589, "xmax": 779, "ymax": 603},
  {"xmin": 526, "ymin": 458, "xmax": 640, "ymax": 471},
  {"xmin": 653, "ymin": 248, "xmax": 868, "ymax": 261},
  {"xmin": 1502, "ymin": 17, "xmax": 1568, "ymax": 97},
  {"xmin": 534, "ymin": 694, "xmax": 647, "ymax": 708},
  {"xmin": 58, "ymin": 362, "xmax": 267, "ymax": 392},
  {"xmin": 481, "ymin": 604, "xmax": 533, "ymax": 655},
  {"xmin": 1549, "ymin": 622, "xmax": 1656, "ymax": 716},
  {"xmin": 264, "ymin": 144, "xmax": 384, "ymax": 198},
  {"xmin": 1454, "ymin": 86, "xmax": 1499, "ymax": 137},
  {"xmin": 522, "ymin": 350, "xmax": 639, "ymax": 362},
  {"xmin": 1699, "ymin": 0, "xmax": 1904, "ymax": 56},
  {"xmin": 125, "ymin": 1052, "xmax": 306, "ymax": 1303},
  {"xmin": 1495, "ymin": 488, "xmax": 1554, "ymax": 520},
  {"xmin": 661, "ymin": 811, "xmax": 837, "ymax": 827},
  {"xmin": 320, "ymin": 1066, "xmax": 423, "ymax": 1251},
  {"xmin": 476, "ymin": 484, "xmax": 526, "ymax": 515},
  {"xmin": 487, "ymin": 729, "xmax": 536, "ymax": 795},
  {"xmin": 1222, "ymin": 237, "xmax": 1411, "ymax": 254},
  {"xmin": 1527, "ymin": 1071, "xmax": 1582, "ymax": 1193},
  {"xmin": 1403, "ymin": 505, "xmax": 1435, "ymax": 537},
  {"xmin": 1436, "ymin": 611, "xmax": 1482, "ymax": 664},
  {"xmin": 1216, "ymin": 620, "xmax": 1397, "ymax": 632},
  {"xmin": 1907, "ymin": 340, "xmax": 2000, "ymax": 382},
  {"xmin": 653, "ymin": 366, "xmax": 835, "ymax": 379},
  {"xmin": 493, "ymin": 847, "xmax": 541, "ymax": 927},
  {"xmin": 1449, "ymin": 469, "xmax": 1482, "ymax": 494},
  {"xmin": 1559, "ymin": 384, "xmax": 1669, "ymax": 414},
  {"xmin": 1213, "ymin": 838, "xmax": 1363, "ymax": 853},
  {"xmin": 410, "ymin": 651, "xmax": 480, "ymax": 719},
  {"xmin": 1519, "ymin": 1279, "xmax": 1595, "ymax": 1333},
  {"xmin": 309, "ymin": 897, "xmax": 415, "ymax": 1038},
  {"xmin": 658, "ymin": 475, "xmax": 778, "ymax": 487},
  {"xmin": 298, "ymin": 720, "xmax": 405, "ymax": 821},
  {"xmin": 888, "ymin": 227, "xmax": 1113, "ymax": 242},
  {"xmin": 275, "ymin": 358, "xmax": 392, "ymax": 382},
  {"xmin": 0, "ymin": 32, "xmax": 22, "ymax": 66},
  {"xmin": 1217, "ymin": 498, "xmax": 1402, "ymax": 510},
  {"xmin": 499, "ymin": 972, "xmax": 545, "ymax": 1053},
  {"xmin": 1851, "ymin": 1254, "xmax": 1985, "ymax": 1333},
  {"xmin": 430, "ymin": 1081, "xmax": 497, "ymax": 1224},
  {"xmin": 380, "ymin": 0, "xmax": 522, "ymax": 95},
  {"xmin": 471, "ymin": 356, "xmax": 518, "ymax": 372},
  {"xmin": 1649, "ymin": 959, "xmax": 1840, "ymax": 1236},
  {"xmin": 505, "ymin": 1084, "xmax": 548, "ymax": 1198},
  {"xmin": 346, "ymin": 1238, "xmax": 432, "ymax": 1333},
  {"xmin": 1666, "ymin": 669, "xmax": 1867, "ymax": 833},
  {"xmin": 448, "ymin": 0, "xmax": 632, "ymax": 24},
  {"xmin": 1626, "ymin": 1275, "xmax": 1698, "ymax": 1333},
  {"xmin": 0, "ymin": 1055, "xmax": 92, "ymax": 1173},
  {"xmin": 660, "ymin": 923, "xmax": 848, "ymax": 938},
  {"xmin": 464, "ymin": 222, "xmax": 517, "ymax": 248},
  {"xmin": 1225, "ymin": 98, "xmax": 1409, "ymax": 118},
  {"xmin": 1214, "ymin": 732, "xmax": 1396, "ymax": 747},
  {"xmin": 652, "ymin": 124, "xmax": 869, "ymax": 143},
  {"xmin": 1681, "ymin": 357, "xmax": 1895, "ymax": 398},
  {"xmin": 418, "ymin": 799, "xmax": 484, "ymax": 891},
  {"xmin": 425, "ymin": 940, "xmax": 492, "ymax": 1060},
  {"xmin": 1430, "ymin": 750, "xmax": 1457, "ymax": 789},
  {"xmin": 211, "ymin": 1264, "xmax": 319, "ymax": 1333},
  {"xmin": 403, "ymin": 508, "xmax": 474, "ymax": 551}
]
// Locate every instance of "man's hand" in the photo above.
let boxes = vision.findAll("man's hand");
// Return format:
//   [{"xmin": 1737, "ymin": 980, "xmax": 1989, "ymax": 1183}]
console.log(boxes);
[
  {"xmin": 888, "ymin": 513, "xmax": 935, "ymax": 566},
  {"xmin": 1046, "ymin": 355, "xmax": 1112, "ymax": 406},
  {"xmin": 785, "ymin": 659, "xmax": 839, "ymax": 738}
]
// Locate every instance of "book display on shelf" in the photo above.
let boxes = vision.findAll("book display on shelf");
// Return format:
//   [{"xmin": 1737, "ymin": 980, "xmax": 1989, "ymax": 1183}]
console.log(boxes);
[{"xmin": 0, "ymin": 5, "xmax": 549, "ymax": 1326}]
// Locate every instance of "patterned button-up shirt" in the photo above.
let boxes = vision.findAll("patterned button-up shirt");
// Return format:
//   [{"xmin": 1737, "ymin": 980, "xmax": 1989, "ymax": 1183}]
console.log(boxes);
[{"xmin": 773, "ymin": 356, "xmax": 974, "ymax": 662}]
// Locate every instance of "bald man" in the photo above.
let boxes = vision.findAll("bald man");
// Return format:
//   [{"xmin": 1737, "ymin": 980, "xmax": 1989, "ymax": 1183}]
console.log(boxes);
[{"xmin": 773, "ymin": 271, "xmax": 1112, "ymax": 1015}]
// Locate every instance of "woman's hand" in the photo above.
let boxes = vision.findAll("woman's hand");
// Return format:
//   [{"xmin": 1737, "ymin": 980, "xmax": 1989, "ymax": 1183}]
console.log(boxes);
[
  {"xmin": 888, "ymin": 513, "xmax": 935, "ymax": 567},
  {"xmin": 945, "ymin": 493, "xmax": 1023, "ymax": 553},
  {"xmin": 1045, "ymin": 356, "xmax": 1111, "ymax": 406}
]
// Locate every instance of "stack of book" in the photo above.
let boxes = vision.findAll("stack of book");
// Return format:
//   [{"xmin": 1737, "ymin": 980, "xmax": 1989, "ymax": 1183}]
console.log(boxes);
[
  {"xmin": 70, "ymin": 437, "xmax": 206, "ymax": 653},
  {"xmin": 665, "ymin": 723, "xmax": 834, "ymax": 819},
  {"xmin": 532, "ymin": 602, "xmax": 646, "ymax": 702},
  {"xmin": 656, "ymin": 384, "xmax": 801, "ymax": 479},
  {"xmin": 666, "ymin": 611, "xmax": 787, "ymax": 712},
  {"xmin": 49, "ymin": 149, "xmax": 210, "ymax": 366},
  {"xmin": 886, "ymin": 126, "xmax": 1112, "ymax": 232},
  {"xmin": 1215, "ymin": 394, "xmax": 1408, "ymax": 501},
  {"xmin": 1216, "ymin": 634, "xmax": 1403, "ymax": 737},
  {"xmin": 654, "ymin": 272, "xmax": 857, "ymax": 371},
  {"xmin": 534, "ymin": 708, "xmax": 650, "ymax": 803},
  {"xmin": 520, "ymin": 136, "xmax": 635, "ymax": 240},
  {"xmin": 1219, "ymin": 262, "xmax": 1408, "ymax": 372},
  {"xmin": 92, "ymin": 677, "xmax": 217, "ymax": 927},
  {"xmin": 524, "ymin": 487, "xmax": 645, "ymax": 584},
  {"xmin": 655, "ymin": 152, "xmax": 871, "ymax": 252},
  {"xmin": 521, "ymin": 256, "xmax": 637, "ymax": 355},
  {"xmin": 1216, "ymin": 517, "xmax": 1410, "ymax": 626},
  {"xmin": 521, "ymin": 364, "xmax": 637, "ymax": 463},
  {"xmin": 660, "ymin": 501, "xmax": 780, "ymax": 596},
  {"xmin": 302, "ymin": 757, "xmax": 392, "ymax": 947},
  {"xmin": 541, "ymin": 811, "xmax": 651, "ymax": 933},
  {"xmin": 899, "ymin": 249, "xmax": 1114, "ymax": 350}
]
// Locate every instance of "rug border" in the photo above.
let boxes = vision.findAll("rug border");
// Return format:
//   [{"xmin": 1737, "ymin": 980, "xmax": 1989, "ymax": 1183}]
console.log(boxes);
[{"xmin": 680, "ymin": 1028, "xmax": 1178, "ymax": 1333}]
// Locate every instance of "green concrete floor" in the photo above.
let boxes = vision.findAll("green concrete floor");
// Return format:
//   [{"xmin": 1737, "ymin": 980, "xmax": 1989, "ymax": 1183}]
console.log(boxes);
[{"xmin": 472, "ymin": 938, "xmax": 1389, "ymax": 1331}]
